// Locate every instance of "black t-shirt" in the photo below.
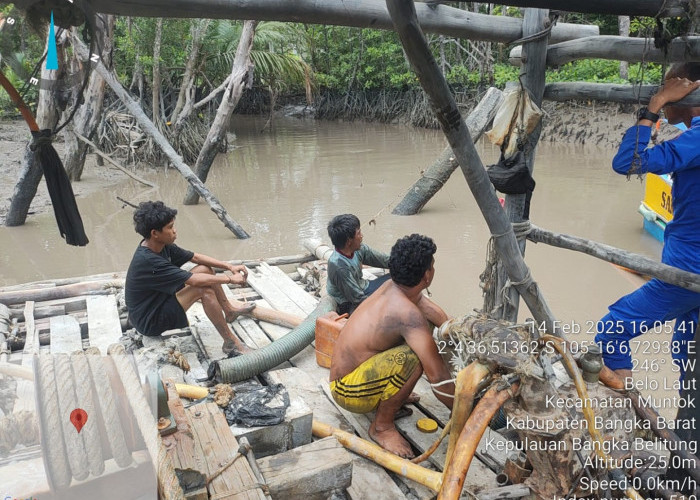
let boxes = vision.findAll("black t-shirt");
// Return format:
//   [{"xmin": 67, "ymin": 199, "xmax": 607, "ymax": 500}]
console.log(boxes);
[{"xmin": 125, "ymin": 243, "xmax": 194, "ymax": 335}]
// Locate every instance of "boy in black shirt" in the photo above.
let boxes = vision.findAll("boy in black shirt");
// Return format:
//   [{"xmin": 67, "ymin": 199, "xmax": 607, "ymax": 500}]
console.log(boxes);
[{"xmin": 125, "ymin": 201, "xmax": 254, "ymax": 354}]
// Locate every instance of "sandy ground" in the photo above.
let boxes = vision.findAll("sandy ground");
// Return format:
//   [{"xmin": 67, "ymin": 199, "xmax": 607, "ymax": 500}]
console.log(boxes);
[{"xmin": 0, "ymin": 103, "xmax": 682, "ymax": 224}]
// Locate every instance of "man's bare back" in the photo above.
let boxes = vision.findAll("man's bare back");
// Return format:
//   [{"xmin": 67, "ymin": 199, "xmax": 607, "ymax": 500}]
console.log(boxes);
[{"xmin": 329, "ymin": 235, "xmax": 454, "ymax": 458}]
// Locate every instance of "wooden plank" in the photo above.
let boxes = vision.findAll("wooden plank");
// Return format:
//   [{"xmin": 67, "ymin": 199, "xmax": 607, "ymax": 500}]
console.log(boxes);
[
  {"xmin": 86, "ymin": 295, "xmax": 122, "ymax": 353},
  {"xmin": 186, "ymin": 402, "xmax": 266, "ymax": 500},
  {"xmin": 162, "ymin": 379, "xmax": 200, "ymax": 471},
  {"xmin": 231, "ymin": 319, "xmax": 293, "ymax": 371},
  {"xmin": 49, "ymin": 315, "xmax": 82, "ymax": 354},
  {"xmin": 258, "ymin": 263, "xmax": 318, "ymax": 315},
  {"xmin": 245, "ymin": 267, "xmax": 306, "ymax": 317},
  {"xmin": 256, "ymin": 437, "xmax": 353, "ymax": 499},
  {"xmin": 15, "ymin": 301, "xmax": 37, "ymax": 412},
  {"xmin": 190, "ymin": 321, "xmax": 227, "ymax": 361},
  {"xmin": 184, "ymin": 352, "xmax": 208, "ymax": 383}
]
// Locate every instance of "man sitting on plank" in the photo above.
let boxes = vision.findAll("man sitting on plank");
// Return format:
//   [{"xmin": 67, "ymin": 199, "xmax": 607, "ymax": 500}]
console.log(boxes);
[
  {"xmin": 329, "ymin": 234, "xmax": 453, "ymax": 458},
  {"xmin": 125, "ymin": 201, "xmax": 254, "ymax": 354}
]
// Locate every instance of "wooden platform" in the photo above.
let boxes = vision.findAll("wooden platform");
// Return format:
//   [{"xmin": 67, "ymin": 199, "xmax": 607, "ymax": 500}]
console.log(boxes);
[{"xmin": 0, "ymin": 255, "xmax": 508, "ymax": 499}]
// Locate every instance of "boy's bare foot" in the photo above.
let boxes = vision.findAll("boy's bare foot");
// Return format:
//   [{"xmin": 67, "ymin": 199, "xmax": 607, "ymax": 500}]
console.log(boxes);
[
  {"xmin": 222, "ymin": 339, "xmax": 253, "ymax": 355},
  {"xmin": 369, "ymin": 421, "xmax": 415, "ymax": 459},
  {"xmin": 225, "ymin": 302, "xmax": 256, "ymax": 322}
]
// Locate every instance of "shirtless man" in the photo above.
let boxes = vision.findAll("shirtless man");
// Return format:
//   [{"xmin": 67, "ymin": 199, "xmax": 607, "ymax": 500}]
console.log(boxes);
[
  {"xmin": 329, "ymin": 234, "xmax": 454, "ymax": 458},
  {"xmin": 125, "ymin": 201, "xmax": 255, "ymax": 354}
]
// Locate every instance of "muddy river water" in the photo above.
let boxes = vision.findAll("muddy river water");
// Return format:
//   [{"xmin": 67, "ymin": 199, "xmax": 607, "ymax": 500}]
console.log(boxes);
[{"xmin": 2, "ymin": 115, "xmax": 681, "ymax": 415}]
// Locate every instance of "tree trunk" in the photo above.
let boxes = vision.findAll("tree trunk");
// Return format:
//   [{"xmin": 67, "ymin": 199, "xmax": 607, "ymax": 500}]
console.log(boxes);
[
  {"xmin": 618, "ymin": 16, "xmax": 630, "ymax": 80},
  {"xmin": 71, "ymin": 35, "xmax": 250, "ymax": 238},
  {"xmin": 64, "ymin": 14, "xmax": 115, "ymax": 181},
  {"xmin": 151, "ymin": 18, "xmax": 163, "ymax": 124},
  {"xmin": 182, "ymin": 20, "xmax": 258, "ymax": 206},
  {"xmin": 6, "ymin": 39, "xmax": 65, "ymax": 226},
  {"xmin": 392, "ymin": 86, "xmax": 503, "ymax": 215},
  {"xmin": 493, "ymin": 9, "xmax": 549, "ymax": 323},
  {"xmin": 384, "ymin": 0, "xmax": 560, "ymax": 336},
  {"xmin": 170, "ymin": 18, "xmax": 211, "ymax": 124}
]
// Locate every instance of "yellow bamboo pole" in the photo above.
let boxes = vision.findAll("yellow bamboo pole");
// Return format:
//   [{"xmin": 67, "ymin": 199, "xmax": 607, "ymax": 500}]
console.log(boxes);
[
  {"xmin": 439, "ymin": 383, "xmax": 519, "ymax": 500},
  {"xmin": 312, "ymin": 419, "xmax": 443, "ymax": 492},
  {"xmin": 445, "ymin": 361, "xmax": 491, "ymax": 464}
]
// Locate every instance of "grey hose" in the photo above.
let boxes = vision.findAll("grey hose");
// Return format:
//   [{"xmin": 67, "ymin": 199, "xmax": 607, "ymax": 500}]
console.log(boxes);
[{"xmin": 212, "ymin": 296, "xmax": 336, "ymax": 383}]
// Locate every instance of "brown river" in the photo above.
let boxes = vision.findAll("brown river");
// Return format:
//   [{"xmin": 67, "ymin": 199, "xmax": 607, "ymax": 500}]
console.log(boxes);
[
  {"xmin": 1, "ymin": 114, "xmax": 684, "ymax": 416},
  {"xmin": 0, "ymin": 114, "xmax": 659, "ymax": 321}
]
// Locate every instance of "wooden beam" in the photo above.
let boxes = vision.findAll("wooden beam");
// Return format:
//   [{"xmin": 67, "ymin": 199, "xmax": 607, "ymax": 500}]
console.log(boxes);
[
  {"xmin": 12, "ymin": 0, "xmax": 598, "ymax": 44},
  {"xmin": 441, "ymin": 0, "xmax": 688, "ymax": 17},
  {"xmin": 510, "ymin": 36, "xmax": 700, "ymax": 66},
  {"xmin": 256, "ymin": 437, "xmax": 353, "ymax": 499},
  {"xmin": 86, "ymin": 295, "xmax": 123, "ymax": 353},
  {"xmin": 385, "ymin": 0, "xmax": 561, "ymax": 336},
  {"xmin": 527, "ymin": 224, "xmax": 700, "ymax": 293},
  {"xmin": 543, "ymin": 82, "xmax": 700, "ymax": 106}
]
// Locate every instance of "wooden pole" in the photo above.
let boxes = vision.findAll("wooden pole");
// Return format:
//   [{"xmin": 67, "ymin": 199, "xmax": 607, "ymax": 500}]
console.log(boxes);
[
  {"xmin": 392, "ymin": 87, "xmax": 503, "ymax": 215},
  {"xmin": 30, "ymin": 0, "xmax": 598, "ymax": 44},
  {"xmin": 384, "ymin": 0, "xmax": 560, "ymax": 336},
  {"xmin": 510, "ymin": 36, "xmax": 700, "ymax": 67},
  {"xmin": 527, "ymin": 225, "xmax": 700, "ymax": 293},
  {"xmin": 70, "ymin": 34, "xmax": 250, "ymax": 239},
  {"xmin": 439, "ymin": 0, "xmax": 688, "ymax": 17},
  {"xmin": 543, "ymin": 82, "xmax": 700, "ymax": 106},
  {"xmin": 494, "ymin": 9, "xmax": 550, "ymax": 323}
]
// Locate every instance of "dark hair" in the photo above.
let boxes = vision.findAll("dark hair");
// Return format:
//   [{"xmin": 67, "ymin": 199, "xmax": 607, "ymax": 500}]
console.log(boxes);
[
  {"xmin": 327, "ymin": 214, "xmax": 360, "ymax": 248},
  {"xmin": 133, "ymin": 201, "xmax": 178, "ymax": 239},
  {"xmin": 667, "ymin": 62, "xmax": 700, "ymax": 81},
  {"xmin": 389, "ymin": 234, "xmax": 436, "ymax": 287}
]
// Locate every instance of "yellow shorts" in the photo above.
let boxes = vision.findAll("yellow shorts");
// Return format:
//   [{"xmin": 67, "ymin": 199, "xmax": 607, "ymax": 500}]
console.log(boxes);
[{"xmin": 330, "ymin": 344, "xmax": 420, "ymax": 414}]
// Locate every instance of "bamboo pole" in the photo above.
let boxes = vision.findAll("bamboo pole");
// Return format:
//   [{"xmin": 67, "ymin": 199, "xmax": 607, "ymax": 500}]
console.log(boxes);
[
  {"xmin": 70, "ymin": 34, "xmax": 250, "ymax": 239},
  {"xmin": 527, "ymin": 224, "xmax": 700, "ymax": 293},
  {"xmin": 311, "ymin": 419, "xmax": 443, "ymax": 492},
  {"xmin": 384, "ymin": 0, "xmax": 560, "ymax": 336},
  {"xmin": 438, "ymin": 383, "xmax": 519, "ymax": 500}
]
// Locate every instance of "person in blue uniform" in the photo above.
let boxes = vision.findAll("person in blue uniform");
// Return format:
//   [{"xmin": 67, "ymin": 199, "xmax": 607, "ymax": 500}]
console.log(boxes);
[{"xmin": 595, "ymin": 63, "xmax": 700, "ymax": 383}]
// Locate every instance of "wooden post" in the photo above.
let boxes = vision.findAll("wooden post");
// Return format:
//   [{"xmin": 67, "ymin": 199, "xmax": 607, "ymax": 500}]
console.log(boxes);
[
  {"xmin": 543, "ymin": 82, "xmax": 700, "ymax": 106},
  {"xmin": 493, "ymin": 8, "xmax": 550, "ymax": 323},
  {"xmin": 384, "ymin": 0, "xmax": 560, "ymax": 335},
  {"xmin": 70, "ymin": 35, "xmax": 250, "ymax": 238}
]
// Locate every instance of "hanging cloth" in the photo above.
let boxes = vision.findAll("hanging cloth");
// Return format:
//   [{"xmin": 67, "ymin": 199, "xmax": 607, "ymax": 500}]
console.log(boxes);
[
  {"xmin": 0, "ymin": 70, "xmax": 89, "ymax": 246},
  {"xmin": 486, "ymin": 85, "xmax": 543, "ymax": 160}
]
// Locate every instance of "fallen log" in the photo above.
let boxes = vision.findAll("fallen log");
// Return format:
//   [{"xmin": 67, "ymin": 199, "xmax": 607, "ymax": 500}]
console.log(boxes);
[
  {"xmin": 527, "ymin": 224, "xmax": 700, "ymax": 293},
  {"xmin": 393, "ymin": 86, "xmax": 503, "ymax": 215}
]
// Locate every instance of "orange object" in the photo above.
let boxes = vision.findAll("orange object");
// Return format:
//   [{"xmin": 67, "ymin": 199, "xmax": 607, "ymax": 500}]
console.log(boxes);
[{"xmin": 314, "ymin": 311, "xmax": 348, "ymax": 368}]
